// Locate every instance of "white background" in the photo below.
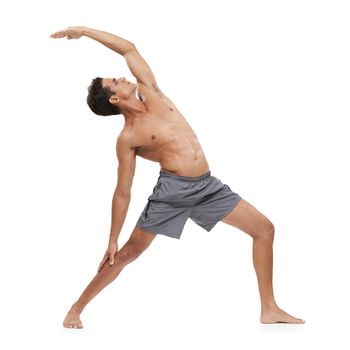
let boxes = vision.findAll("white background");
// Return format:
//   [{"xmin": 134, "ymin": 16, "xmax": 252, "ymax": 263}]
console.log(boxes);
[{"xmin": 0, "ymin": 0, "xmax": 349, "ymax": 349}]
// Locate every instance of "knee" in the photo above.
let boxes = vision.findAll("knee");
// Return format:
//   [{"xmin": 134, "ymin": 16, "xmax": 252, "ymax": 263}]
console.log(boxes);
[
  {"xmin": 117, "ymin": 241, "xmax": 145, "ymax": 266},
  {"xmin": 255, "ymin": 220, "xmax": 275, "ymax": 241}
]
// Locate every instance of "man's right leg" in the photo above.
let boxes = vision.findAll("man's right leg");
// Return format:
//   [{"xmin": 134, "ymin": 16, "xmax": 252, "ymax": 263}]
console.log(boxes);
[{"xmin": 63, "ymin": 225, "xmax": 156, "ymax": 328}]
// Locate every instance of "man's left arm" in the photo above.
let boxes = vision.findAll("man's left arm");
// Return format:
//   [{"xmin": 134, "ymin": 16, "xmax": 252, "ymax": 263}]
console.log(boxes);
[{"xmin": 51, "ymin": 26, "xmax": 161, "ymax": 94}]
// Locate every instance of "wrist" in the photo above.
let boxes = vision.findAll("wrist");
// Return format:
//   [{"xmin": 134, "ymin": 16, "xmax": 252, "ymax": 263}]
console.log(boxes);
[
  {"xmin": 82, "ymin": 26, "xmax": 91, "ymax": 36},
  {"xmin": 109, "ymin": 235, "xmax": 118, "ymax": 245}
]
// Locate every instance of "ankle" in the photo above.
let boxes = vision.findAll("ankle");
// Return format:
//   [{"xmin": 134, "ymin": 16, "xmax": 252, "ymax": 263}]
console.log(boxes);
[
  {"xmin": 261, "ymin": 301, "xmax": 279, "ymax": 312},
  {"xmin": 71, "ymin": 302, "xmax": 84, "ymax": 314}
]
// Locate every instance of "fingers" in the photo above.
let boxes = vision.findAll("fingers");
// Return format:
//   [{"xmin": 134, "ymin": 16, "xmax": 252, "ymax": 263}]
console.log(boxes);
[
  {"xmin": 50, "ymin": 30, "xmax": 73, "ymax": 39},
  {"xmin": 109, "ymin": 255, "xmax": 114, "ymax": 266},
  {"xmin": 50, "ymin": 30, "xmax": 67, "ymax": 39},
  {"xmin": 50, "ymin": 27, "xmax": 81, "ymax": 40},
  {"xmin": 97, "ymin": 247, "xmax": 118, "ymax": 273},
  {"xmin": 50, "ymin": 30, "xmax": 66, "ymax": 38}
]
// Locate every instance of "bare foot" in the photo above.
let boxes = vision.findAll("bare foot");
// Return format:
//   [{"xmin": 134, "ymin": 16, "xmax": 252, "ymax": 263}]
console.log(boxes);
[
  {"xmin": 261, "ymin": 307, "xmax": 305, "ymax": 324},
  {"xmin": 63, "ymin": 304, "xmax": 84, "ymax": 329}
]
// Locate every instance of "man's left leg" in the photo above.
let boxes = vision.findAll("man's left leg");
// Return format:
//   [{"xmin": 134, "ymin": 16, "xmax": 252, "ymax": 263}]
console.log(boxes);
[{"xmin": 221, "ymin": 198, "xmax": 305, "ymax": 324}]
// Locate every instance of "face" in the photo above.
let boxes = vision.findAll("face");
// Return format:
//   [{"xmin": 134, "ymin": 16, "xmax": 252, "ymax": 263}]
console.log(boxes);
[{"xmin": 102, "ymin": 77, "xmax": 137, "ymax": 104}]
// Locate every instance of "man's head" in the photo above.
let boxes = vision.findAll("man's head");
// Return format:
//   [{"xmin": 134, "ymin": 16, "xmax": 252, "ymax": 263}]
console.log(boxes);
[{"xmin": 86, "ymin": 77, "xmax": 137, "ymax": 116}]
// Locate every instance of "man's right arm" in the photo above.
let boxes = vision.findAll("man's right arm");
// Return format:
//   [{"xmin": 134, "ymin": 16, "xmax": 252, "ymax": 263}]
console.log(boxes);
[{"xmin": 109, "ymin": 131, "xmax": 136, "ymax": 244}]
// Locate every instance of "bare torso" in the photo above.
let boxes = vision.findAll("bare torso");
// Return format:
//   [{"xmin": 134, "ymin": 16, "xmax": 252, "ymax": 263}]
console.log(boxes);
[{"xmin": 123, "ymin": 83, "xmax": 210, "ymax": 177}]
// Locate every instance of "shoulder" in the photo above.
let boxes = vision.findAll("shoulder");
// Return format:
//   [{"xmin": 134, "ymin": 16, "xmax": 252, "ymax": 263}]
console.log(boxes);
[
  {"xmin": 116, "ymin": 129, "xmax": 135, "ymax": 157},
  {"xmin": 137, "ymin": 81, "xmax": 165, "ymax": 100}
]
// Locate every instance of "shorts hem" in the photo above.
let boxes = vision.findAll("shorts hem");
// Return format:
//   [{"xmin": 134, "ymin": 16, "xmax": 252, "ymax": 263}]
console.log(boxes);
[
  {"xmin": 204, "ymin": 195, "xmax": 242, "ymax": 232},
  {"xmin": 136, "ymin": 223, "xmax": 182, "ymax": 239}
]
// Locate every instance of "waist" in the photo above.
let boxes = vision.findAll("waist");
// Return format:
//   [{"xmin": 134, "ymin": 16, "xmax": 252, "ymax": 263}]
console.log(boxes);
[{"xmin": 159, "ymin": 170, "xmax": 211, "ymax": 182}]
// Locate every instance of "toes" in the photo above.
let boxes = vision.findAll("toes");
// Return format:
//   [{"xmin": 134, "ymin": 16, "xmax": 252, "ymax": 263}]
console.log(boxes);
[
  {"xmin": 287, "ymin": 316, "xmax": 305, "ymax": 324},
  {"xmin": 63, "ymin": 321, "xmax": 83, "ymax": 329}
]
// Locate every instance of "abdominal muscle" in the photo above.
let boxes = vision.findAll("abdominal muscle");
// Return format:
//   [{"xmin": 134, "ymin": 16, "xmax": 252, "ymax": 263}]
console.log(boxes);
[
  {"xmin": 131, "ymin": 113, "xmax": 210, "ymax": 177},
  {"xmin": 159, "ymin": 137, "xmax": 209, "ymax": 176}
]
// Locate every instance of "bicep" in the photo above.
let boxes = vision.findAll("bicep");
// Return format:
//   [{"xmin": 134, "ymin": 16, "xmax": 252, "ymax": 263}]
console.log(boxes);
[
  {"xmin": 124, "ymin": 45, "xmax": 161, "ymax": 93},
  {"xmin": 115, "ymin": 135, "xmax": 136, "ymax": 196}
]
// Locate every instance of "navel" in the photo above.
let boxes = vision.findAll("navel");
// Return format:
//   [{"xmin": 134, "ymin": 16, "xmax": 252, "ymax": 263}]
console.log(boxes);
[
  {"xmin": 151, "ymin": 134, "xmax": 156, "ymax": 140},
  {"xmin": 169, "ymin": 107, "xmax": 173, "ymax": 111}
]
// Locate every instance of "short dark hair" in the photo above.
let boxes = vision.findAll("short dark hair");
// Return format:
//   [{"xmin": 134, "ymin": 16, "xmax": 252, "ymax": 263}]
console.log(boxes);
[{"xmin": 86, "ymin": 77, "xmax": 122, "ymax": 116}]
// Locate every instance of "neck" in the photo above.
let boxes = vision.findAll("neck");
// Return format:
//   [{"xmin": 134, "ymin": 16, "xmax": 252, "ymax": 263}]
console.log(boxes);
[{"xmin": 120, "ymin": 95, "xmax": 148, "ymax": 124}]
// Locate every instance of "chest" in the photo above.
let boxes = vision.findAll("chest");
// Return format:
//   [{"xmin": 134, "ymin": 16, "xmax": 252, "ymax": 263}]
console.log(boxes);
[
  {"xmin": 134, "ymin": 86, "xmax": 191, "ymax": 144},
  {"xmin": 133, "ymin": 114, "xmax": 179, "ymax": 150}
]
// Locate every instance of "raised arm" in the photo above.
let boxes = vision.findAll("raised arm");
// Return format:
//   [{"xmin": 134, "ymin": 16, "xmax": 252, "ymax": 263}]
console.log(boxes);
[
  {"xmin": 51, "ymin": 26, "xmax": 161, "ymax": 94},
  {"xmin": 108, "ymin": 131, "xmax": 136, "ymax": 245}
]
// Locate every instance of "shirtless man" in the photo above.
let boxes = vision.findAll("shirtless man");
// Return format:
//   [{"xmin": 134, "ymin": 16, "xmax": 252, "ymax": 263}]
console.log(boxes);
[{"xmin": 51, "ymin": 26, "xmax": 305, "ymax": 328}]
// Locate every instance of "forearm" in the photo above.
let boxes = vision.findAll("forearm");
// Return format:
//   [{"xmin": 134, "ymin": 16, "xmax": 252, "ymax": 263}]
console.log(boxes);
[
  {"xmin": 109, "ymin": 191, "xmax": 131, "ymax": 243},
  {"xmin": 83, "ymin": 27, "xmax": 134, "ymax": 56}
]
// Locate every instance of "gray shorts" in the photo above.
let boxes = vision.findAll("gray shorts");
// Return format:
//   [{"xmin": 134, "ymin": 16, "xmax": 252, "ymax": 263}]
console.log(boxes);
[{"xmin": 136, "ymin": 170, "xmax": 241, "ymax": 239}]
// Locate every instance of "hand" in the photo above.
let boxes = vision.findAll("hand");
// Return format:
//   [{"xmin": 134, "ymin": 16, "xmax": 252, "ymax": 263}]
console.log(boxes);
[
  {"xmin": 50, "ymin": 26, "xmax": 86, "ymax": 40},
  {"xmin": 97, "ymin": 242, "xmax": 118, "ymax": 273}
]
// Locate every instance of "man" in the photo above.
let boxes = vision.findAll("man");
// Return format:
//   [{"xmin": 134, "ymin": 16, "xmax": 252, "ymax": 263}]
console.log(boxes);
[{"xmin": 51, "ymin": 26, "xmax": 305, "ymax": 329}]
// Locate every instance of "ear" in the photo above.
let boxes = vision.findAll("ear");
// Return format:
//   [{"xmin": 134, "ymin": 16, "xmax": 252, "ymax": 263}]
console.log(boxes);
[{"xmin": 109, "ymin": 95, "xmax": 119, "ymax": 106}]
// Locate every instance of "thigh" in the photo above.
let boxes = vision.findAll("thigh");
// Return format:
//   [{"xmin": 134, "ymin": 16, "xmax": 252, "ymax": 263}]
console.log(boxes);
[
  {"xmin": 127, "ymin": 225, "xmax": 158, "ymax": 250},
  {"xmin": 221, "ymin": 198, "xmax": 273, "ymax": 238}
]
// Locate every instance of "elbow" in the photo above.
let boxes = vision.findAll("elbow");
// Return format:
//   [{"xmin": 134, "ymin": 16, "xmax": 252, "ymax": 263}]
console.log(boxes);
[
  {"xmin": 124, "ymin": 41, "xmax": 136, "ymax": 54},
  {"xmin": 115, "ymin": 189, "xmax": 131, "ymax": 199}
]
